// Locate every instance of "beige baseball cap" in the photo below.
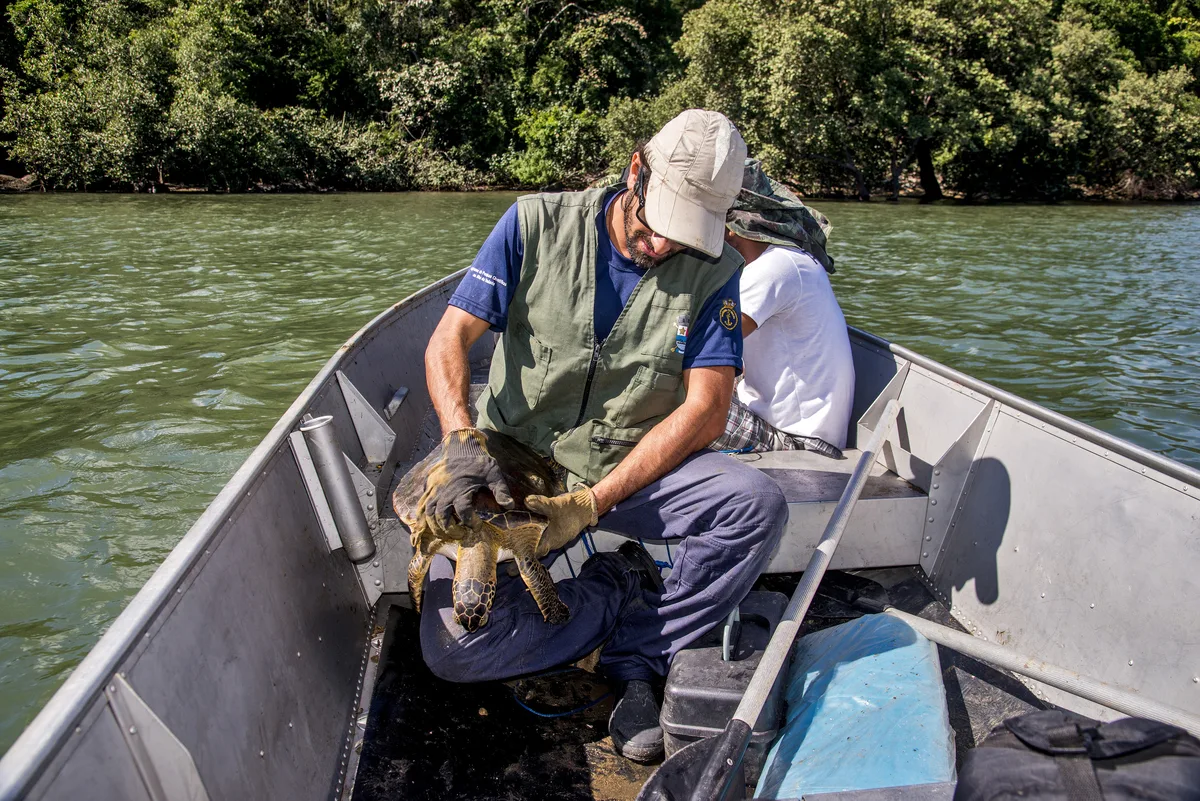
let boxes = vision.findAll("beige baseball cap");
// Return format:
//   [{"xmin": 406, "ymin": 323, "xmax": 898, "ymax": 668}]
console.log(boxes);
[{"xmin": 642, "ymin": 109, "xmax": 748, "ymax": 258}]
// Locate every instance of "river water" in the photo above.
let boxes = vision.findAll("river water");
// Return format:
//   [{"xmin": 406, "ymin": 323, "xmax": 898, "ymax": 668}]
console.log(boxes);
[{"xmin": 1, "ymin": 194, "xmax": 1198, "ymax": 753}]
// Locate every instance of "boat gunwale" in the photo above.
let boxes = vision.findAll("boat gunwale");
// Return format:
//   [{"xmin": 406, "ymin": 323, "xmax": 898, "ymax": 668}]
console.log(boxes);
[
  {"xmin": 3, "ymin": 275, "xmax": 1198, "ymax": 798},
  {"xmin": 848, "ymin": 325, "xmax": 1200, "ymax": 488},
  {"xmin": 0, "ymin": 270, "xmax": 463, "ymax": 800}
]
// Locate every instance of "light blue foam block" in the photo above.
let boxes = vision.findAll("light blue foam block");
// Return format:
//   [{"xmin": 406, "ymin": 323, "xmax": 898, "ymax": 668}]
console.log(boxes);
[{"xmin": 755, "ymin": 614, "xmax": 956, "ymax": 799}]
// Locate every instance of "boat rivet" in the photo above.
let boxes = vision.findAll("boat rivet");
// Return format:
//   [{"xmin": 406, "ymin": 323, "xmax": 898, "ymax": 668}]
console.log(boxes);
[
  {"xmin": 75, "ymin": 726, "xmax": 82, "ymax": 735},
  {"xmin": 319, "ymin": 636, "xmax": 323, "ymax": 642},
  {"xmin": 934, "ymin": 470, "xmax": 941, "ymax": 476},
  {"xmin": 373, "ymin": 561, "xmax": 380, "ymax": 568},
  {"xmin": 925, "ymin": 535, "xmax": 932, "ymax": 541},
  {"xmin": 1014, "ymin": 547, "xmax": 1019, "ymax": 553},
  {"xmin": 367, "ymin": 489, "xmax": 374, "ymax": 496},
  {"xmin": 297, "ymin": 651, "xmax": 301, "ymax": 658},
  {"xmin": 260, "ymin": 750, "xmax": 265, "ymax": 758},
  {"xmin": 1041, "ymin": 593, "xmax": 1045, "ymax": 598},
  {"xmin": 108, "ymin": 685, "xmax": 116, "ymax": 693},
  {"xmin": 374, "ymin": 579, "xmax": 381, "ymax": 586},
  {"xmin": 1129, "ymin": 660, "xmax": 1134, "ymax": 666},
  {"xmin": 367, "ymin": 504, "xmax": 375, "ymax": 511},
  {"xmin": 930, "ymin": 499, "xmax": 937, "ymax": 506},
  {"xmin": 120, "ymin": 672, "xmax": 126, "ymax": 678},
  {"xmin": 927, "ymin": 518, "xmax": 934, "ymax": 523},
  {"xmin": 932, "ymin": 483, "xmax": 940, "ymax": 490},
  {"xmin": 1193, "ymin": 677, "xmax": 1199, "ymax": 683},
  {"xmin": 922, "ymin": 552, "xmax": 928, "ymax": 558},
  {"xmin": 129, "ymin": 726, "xmax": 137, "ymax": 735}
]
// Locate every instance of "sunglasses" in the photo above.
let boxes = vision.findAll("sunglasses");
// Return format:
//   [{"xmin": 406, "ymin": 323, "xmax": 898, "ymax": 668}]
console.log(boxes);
[{"xmin": 633, "ymin": 163, "xmax": 652, "ymax": 230}]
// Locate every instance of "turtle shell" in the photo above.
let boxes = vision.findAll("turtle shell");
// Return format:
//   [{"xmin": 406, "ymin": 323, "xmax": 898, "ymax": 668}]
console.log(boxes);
[{"xmin": 394, "ymin": 428, "xmax": 560, "ymax": 528}]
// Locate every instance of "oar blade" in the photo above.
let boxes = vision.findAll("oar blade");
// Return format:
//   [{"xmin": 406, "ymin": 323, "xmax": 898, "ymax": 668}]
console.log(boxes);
[{"xmin": 635, "ymin": 720, "xmax": 752, "ymax": 801}]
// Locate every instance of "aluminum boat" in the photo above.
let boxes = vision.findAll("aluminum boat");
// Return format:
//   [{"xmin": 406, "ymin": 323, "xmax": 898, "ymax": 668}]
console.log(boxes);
[{"xmin": 2, "ymin": 270, "xmax": 1198, "ymax": 800}]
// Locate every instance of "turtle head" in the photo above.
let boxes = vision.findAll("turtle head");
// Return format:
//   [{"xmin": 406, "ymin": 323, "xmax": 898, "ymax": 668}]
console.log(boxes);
[{"xmin": 452, "ymin": 577, "xmax": 495, "ymax": 632}]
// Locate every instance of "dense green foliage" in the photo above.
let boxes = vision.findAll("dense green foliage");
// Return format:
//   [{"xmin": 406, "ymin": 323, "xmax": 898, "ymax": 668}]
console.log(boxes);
[{"xmin": 2, "ymin": 0, "xmax": 1198, "ymax": 196}]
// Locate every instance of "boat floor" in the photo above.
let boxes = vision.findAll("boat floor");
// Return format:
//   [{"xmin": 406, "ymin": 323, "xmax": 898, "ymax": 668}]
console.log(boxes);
[{"xmin": 347, "ymin": 569, "xmax": 1044, "ymax": 801}]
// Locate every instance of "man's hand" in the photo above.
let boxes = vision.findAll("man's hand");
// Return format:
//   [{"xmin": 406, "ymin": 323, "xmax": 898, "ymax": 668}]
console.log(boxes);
[
  {"xmin": 422, "ymin": 428, "xmax": 514, "ymax": 534},
  {"xmin": 590, "ymin": 365, "xmax": 735, "ymax": 514},
  {"xmin": 525, "ymin": 485, "xmax": 599, "ymax": 552}
]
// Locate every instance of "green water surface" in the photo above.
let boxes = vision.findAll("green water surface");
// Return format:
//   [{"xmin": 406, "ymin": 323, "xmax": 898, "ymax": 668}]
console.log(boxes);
[{"xmin": 1, "ymin": 194, "xmax": 1198, "ymax": 753}]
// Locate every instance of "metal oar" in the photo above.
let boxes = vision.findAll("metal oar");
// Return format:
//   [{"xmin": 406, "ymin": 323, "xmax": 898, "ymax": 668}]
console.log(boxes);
[{"xmin": 637, "ymin": 399, "xmax": 901, "ymax": 801}]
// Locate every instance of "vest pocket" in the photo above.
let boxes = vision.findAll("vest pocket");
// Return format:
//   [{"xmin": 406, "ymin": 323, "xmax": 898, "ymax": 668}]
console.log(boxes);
[
  {"xmin": 618, "ymin": 364, "xmax": 684, "ymax": 424},
  {"xmin": 587, "ymin": 423, "xmax": 648, "ymax": 483},
  {"xmin": 498, "ymin": 323, "xmax": 553, "ymax": 413}
]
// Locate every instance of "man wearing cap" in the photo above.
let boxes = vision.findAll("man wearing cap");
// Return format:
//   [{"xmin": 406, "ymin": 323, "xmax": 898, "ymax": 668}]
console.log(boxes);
[
  {"xmin": 415, "ymin": 110, "xmax": 788, "ymax": 762},
  {"xmin": 711, "ymin": 159, "xmax": 855, "ymax": 458}
]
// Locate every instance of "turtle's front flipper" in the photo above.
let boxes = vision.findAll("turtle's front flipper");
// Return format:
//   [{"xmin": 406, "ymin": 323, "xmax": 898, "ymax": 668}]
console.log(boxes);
[
  {"xmin": 452, "ymin": 539, "xmax": 498, "ymax": 632},
  {"xmin": 511, "ymin": 525, "xmax": 570, "ymax": 625},
  {"xmin": 408, "ymin": 550, "xmax": 434, "ymax": 613}
]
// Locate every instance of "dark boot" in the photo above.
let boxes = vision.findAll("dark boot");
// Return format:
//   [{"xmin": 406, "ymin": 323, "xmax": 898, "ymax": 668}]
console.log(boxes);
[
  {"xmin": 617, "ymin": 540, "xmax": 666, "ymax": 594},
  {"xmin": 609, "ymin": 678, "xmax": 664, "ymax": 763}
]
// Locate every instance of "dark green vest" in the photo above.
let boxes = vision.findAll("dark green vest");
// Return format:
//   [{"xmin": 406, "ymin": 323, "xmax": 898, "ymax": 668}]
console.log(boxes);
[{"xmin": 475, "ymin": 187, "xmax": 743, "ymax": 485}]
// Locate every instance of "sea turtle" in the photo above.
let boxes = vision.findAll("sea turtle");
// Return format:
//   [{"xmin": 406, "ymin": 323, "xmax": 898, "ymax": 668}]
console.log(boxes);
[{"xmin": 393, "ymin": 428, "xmax": 574, "ymax": 632}]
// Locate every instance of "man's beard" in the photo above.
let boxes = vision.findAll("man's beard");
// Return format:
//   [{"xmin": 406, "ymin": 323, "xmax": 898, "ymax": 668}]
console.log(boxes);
[{"xmin": 621, "ymin": 190, "xmax": 666, "ymax": 269}]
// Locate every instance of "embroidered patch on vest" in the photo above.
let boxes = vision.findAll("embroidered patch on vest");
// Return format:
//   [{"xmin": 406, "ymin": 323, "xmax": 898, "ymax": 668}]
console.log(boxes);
[
  {"xmin": 718, "ymin": 299, "xmax": 738, "ymax": 331},
  {"xmin": 673, "ymin": 314, "xmax": 690, "ymax": 354}
]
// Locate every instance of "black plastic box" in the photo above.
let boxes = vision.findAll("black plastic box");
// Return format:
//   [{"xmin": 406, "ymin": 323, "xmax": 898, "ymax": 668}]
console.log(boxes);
[{"xmin": 659, "ymin": 591, "xmax": 789, "ymax": 785}]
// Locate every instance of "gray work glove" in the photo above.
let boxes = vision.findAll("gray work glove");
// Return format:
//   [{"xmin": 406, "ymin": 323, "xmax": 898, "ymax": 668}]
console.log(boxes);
[{"xmin": 421, "ymin": 428, "xmax": 514, "ymax": 532}]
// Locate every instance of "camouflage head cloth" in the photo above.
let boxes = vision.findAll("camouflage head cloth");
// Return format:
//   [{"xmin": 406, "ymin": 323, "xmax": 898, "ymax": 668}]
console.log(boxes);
[{"xmin": 726, "ymin": 159, "xmax": 835, "ymax": 273}]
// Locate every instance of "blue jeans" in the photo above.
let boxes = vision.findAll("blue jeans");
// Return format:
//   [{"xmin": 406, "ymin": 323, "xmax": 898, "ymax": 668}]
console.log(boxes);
[{"xmin": 419, "ymin": 450, "xmax": 788, "ymax": 683}]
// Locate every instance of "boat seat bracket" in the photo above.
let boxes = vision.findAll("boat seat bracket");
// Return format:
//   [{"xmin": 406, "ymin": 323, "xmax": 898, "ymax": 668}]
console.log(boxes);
[
  {"xmin": 921, "ymin": 399, "xmax": 998, "ymax": 578},
  {"xmin": 336, "ymin": 371, "xmax": 401, "ymax": 494},
  {"xmin": 105, "ymin": 674, "xmax": 211, "ymax": 801}
]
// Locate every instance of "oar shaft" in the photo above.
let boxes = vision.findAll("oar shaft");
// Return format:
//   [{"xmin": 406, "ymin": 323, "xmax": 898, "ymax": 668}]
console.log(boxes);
[
  {"xmin": 732, "ymin": 399, "xmax": 901, "ymax": 727},
  {"xmin": 684, "ymin": 400, "xmax": 900, "ymax": 801},
  {"xmin": 883, "ymin": 608, "xmax": 1200, "ymax": 738}
]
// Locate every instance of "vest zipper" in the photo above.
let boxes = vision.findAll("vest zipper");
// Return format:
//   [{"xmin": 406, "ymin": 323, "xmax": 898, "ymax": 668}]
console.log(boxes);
[
  {"xmin": 590, "ymin": 436, "xmax": 638, "ymax": 447},
  {"xmin": 573, "ymin": 338, "xmax": 604, "ymax": 428}
]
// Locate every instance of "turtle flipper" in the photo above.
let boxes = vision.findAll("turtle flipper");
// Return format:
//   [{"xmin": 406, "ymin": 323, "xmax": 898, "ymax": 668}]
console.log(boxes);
[
  {"xmin": 452, "ymin": 540, "xmax": 498, "ymax": 632},
  {"xmin": 408, "ymin": 550, "xmax": 434, "ymax": 613},
  {"xmin": 511, "ymin": 526, "xmax": 570, "ymax": 625}
]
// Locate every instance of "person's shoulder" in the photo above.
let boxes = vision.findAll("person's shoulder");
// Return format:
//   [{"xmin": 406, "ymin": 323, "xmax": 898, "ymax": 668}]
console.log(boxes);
[
  {"xmin": 520, "ymin": 187, "xmax": 612, "ymax": 210},
  {"xmin": 743, "ymin": 246, "xmax": 803, "ymax": 283},
  {"xmin": 762, "ymin": 245, "xmax": 822, "ymax": 271}
]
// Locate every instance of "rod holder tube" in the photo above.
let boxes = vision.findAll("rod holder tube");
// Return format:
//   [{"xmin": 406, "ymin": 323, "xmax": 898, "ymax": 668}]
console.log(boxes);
[
  {"xmin": 883, "ymin": 608, "xmax": 1200, "ymax": 738},
  {"xmin": 300, "ymin": 415, "xmax": 376, "ymax": 563}
]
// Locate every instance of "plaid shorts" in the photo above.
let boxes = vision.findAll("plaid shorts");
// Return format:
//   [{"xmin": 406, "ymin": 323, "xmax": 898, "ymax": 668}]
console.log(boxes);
[{"xmin": 709, "ymin": 397, "xmax": 844, "ymax": 459}]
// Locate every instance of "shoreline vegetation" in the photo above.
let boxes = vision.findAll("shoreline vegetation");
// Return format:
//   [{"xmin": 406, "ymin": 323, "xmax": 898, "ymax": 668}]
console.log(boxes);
[{"xmin": 1, "ymin": 0, "xmax": 1198, "ymax": 202}]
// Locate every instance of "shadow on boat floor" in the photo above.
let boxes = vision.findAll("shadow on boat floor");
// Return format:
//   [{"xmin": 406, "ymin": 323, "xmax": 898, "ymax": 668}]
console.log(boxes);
[{"xmin": 351, "ymin": 602, "xmax": 654, "ymax": 801}]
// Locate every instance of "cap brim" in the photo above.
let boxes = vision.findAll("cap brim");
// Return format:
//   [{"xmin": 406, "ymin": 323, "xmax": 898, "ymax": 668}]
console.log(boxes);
[{"xmin": 644, "ymin": 174, "xmax": 726, "ymax": 259}]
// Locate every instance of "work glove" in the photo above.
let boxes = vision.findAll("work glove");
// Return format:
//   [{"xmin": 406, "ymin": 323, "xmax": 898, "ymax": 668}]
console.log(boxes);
[
  {"xmin": 525, "ymin": 484, "xmax": 599, "ymax": 553},
  {"xmin": 422, "ymin": 428, "xmax": 514, "ymax": 532}
]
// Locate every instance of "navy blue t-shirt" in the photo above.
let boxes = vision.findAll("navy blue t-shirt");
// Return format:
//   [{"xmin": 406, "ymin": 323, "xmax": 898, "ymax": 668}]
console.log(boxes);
[{"xmin": 449, "ymin": 192, "xmax": 742, "ymax": 371}]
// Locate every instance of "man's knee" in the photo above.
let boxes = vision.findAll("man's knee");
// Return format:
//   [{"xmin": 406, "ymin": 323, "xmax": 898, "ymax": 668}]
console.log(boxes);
[
  {"xmin": 419, "ymin": 601, "xmax": 487, "ymax": 683},
  {"xmin": 717, "ymin": 464, "xmax": 789, "ymax": 536}
]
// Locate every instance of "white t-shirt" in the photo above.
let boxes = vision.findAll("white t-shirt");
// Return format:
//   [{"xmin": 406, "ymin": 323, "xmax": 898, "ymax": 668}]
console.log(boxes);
[{"xmin": 737, "ymin": 245, "xmax": 855, "ymax": 448}]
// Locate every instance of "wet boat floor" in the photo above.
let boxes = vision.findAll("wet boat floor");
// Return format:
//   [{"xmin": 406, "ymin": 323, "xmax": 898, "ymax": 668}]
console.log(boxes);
[{"xmin": 349, "ymin": 569, "xmax": 1043, "ymax": 801}]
